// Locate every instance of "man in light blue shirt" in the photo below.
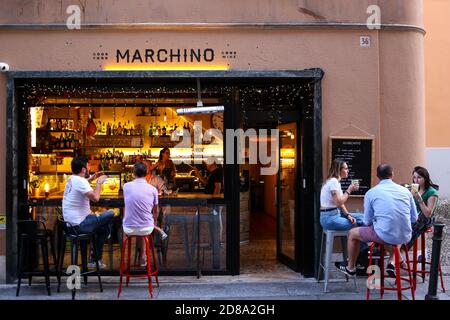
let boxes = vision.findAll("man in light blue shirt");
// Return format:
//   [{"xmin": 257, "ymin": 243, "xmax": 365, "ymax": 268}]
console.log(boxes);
[{"xmin": 337, "ymin": 164, "xmax": 418, "ymax": 277}]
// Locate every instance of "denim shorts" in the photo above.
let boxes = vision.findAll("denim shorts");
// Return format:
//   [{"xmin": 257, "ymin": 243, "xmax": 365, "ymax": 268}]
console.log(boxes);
[{"xmin": 320, "ymin": 209, "xmax": 365, "ymax": 231}]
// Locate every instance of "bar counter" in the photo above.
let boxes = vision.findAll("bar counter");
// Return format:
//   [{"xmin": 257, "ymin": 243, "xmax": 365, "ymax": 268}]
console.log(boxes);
[
  {"xmin": 27, "ymin": 192, "xmax": 226, "ymax": 207},
  {"xmin": 26, "ymin": 192, "xmax": 226, "ymax": 275}
]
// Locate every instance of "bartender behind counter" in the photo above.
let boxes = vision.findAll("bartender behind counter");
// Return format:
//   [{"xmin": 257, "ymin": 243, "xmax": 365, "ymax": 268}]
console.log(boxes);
[
  {"xmin": 193, "ymin": 160, "xmax": 223, "ymax": 195},
  {"xmin": 150, "ymin": 147, "xmax": 176, "ymax": 190}
]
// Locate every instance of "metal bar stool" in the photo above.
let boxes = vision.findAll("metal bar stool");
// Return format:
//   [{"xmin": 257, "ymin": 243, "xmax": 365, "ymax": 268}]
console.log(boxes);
[
  {"xmin": 366, "ymin": 243, "xmax": 415, "ymax": 300},
  {"xmin": 16, "ymin": 219, "xmax": 58, "ymax": 296},
  {"xmin": 56, "ymin": 218, "xmax": 103, "ymax": 300},
  {"xmin": 118, "ymin": 233, "xmax": 159, "ymax": 298},
  {"xmin": 317, "ymin": 229, "xmax": 357, "ymax": 293}
]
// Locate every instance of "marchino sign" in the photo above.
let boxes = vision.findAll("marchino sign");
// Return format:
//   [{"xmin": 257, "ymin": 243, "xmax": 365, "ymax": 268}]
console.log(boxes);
[
  {"xmin": 117, "ymin": 48, "xmax": 215, "ymax": 63},
  {"xmin": 96, "ymin": 47, "xmax": 237, "ymax": 70}
]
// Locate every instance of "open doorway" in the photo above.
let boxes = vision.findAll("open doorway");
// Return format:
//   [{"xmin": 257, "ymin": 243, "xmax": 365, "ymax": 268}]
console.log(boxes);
[{"xmin": 238, "ymin": 80, "xmax": 309, "ymax": 274}]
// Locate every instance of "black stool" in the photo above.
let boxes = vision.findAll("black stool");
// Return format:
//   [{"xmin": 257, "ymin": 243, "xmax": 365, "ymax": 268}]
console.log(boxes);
[
  {"xmin": 16, "ymin": 220, "xmax": 57, "ymax": 296},
  {"xmin": 57, "ymin": 219, "xmax": 103, "ymax": 300}
]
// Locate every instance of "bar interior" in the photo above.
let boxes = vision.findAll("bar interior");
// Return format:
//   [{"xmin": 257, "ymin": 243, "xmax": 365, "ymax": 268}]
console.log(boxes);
[
  {"xmin": 15, "ymin": 77, "xmax": 314, "ymax": 277},
  {"xmin": 24, "ymin": 80, "xmax": 228, "ymax": 274}
]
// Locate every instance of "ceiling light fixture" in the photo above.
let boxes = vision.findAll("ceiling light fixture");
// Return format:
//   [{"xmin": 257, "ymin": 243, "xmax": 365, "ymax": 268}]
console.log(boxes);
[{"xmin": 176, "ymin": 78, "xmax": 224, "ymax": 115}]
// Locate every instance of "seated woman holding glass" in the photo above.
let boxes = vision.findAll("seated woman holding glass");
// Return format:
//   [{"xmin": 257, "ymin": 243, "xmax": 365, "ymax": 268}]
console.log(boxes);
[
  {"xmin": 400, "ymin": 166, "xmax": 439, "ymax": 266},
  {"xmin": 320, "ymin": 159, "xmax": 365, "ymax": 231}
]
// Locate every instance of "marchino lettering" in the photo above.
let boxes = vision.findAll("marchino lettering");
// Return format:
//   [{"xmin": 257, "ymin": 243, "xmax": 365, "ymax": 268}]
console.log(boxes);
[{"xmin": 116, "ymin": 48, "xmax": 215, "ymax": 63}]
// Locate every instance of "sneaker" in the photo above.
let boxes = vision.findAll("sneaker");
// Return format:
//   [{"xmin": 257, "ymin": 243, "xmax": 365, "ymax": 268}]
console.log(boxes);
[
  {"xmin": 356, "ymin": 263, "xmax": 366, "ymax": 270},
  {"xmin": 386, "ymin": 263, "xmax": 396, "ymax": 277},
  {"xmin": 335, "ymin": 262, "xmax": 356, "ymax": 277},
  {"xmin": 88, "ymin": 260, "xmax": 107, "ymax": 269},
  {"xmin": 160, "ymin": 231, "xmax": 168, "ymax": 241}
]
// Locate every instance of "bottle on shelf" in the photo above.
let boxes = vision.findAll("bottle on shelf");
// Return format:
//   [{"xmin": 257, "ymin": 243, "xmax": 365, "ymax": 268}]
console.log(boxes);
[
  {"xmin": 162, "ymin": 125, "xmax": 167, "ymax": 136},
  {"xmin": 117, "ymin": 122, "xmax": 123, "ymax": 135},
  {"xmin": 148, "ymin": 123, "xmax": 153, "ymax": 137},
  {"xmin": 173, "ymin": 123, "xmax": 178, "ymax": 136},
  {"xmin": 123, "ymin": 122, "xmax": 128, "ymax": 135},
  {"xmin": 107, "ymin": 122, "xmax": 111, "ymax": 135}
]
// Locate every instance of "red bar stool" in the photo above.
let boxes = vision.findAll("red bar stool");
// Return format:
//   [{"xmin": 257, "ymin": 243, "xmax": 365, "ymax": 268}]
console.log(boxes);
[
  {"xmin": 366, "ymin": 243, "xmax": 415, "ymax": 300},
  {"xmin": 412, "ymin": 228, "xmax": 446, "ymax": 292},
  {"xmin": 118, "ymin": 233, "xmax": 159, "ymax": 298}
]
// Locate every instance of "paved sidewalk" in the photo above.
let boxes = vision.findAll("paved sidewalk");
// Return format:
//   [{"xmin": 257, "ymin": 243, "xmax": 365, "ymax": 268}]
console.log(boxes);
[{"xmin": 1, "ymin": 271, "xmax": 449, "ymax": 300}]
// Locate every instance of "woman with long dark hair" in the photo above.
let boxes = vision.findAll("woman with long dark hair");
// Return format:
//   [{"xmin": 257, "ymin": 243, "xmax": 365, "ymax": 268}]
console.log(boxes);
[
  {"xmin": 403, "ymin": 166, "xmax": 439, "ymax": 254},
  {"xmin": 320, "ymin": 159, "xmax": 364, "ymax": 230},
  {"xmin": 150, "ymin": 147, "xmax": 176, "ymax": 190}
]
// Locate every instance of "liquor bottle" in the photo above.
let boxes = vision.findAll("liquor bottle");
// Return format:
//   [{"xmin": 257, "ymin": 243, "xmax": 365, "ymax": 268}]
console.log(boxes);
[
  {"xmin": 123, "ymin": 122, "xmax": 128, "ymax": 135},
  {"xmin": 130, "ymin": 123, "xmax": 135, "ymax": 135},
  {"xmin": 148, "ymin": 123, "xmax": 153, "ymax": 137},
  {"xmin": 65, "ymin": 133, "xmax": 70, "ymax": 148},
  {"xmin": 173, "ymin": 123, "xmax": 178, "ymax": 136},
  {"xmin": 117, "ymin": 122, "xmax": 123, "ymax": 135},
  {"xmin": 112, "ymin": 123, "xmax": 117, "ymax": 136},
  {"xmin": 60, "ymin": 134, "xmax": 65, "ymax": 149},
  {"xmin": 107, "ymin": 122, "xmax": 111, "ymax": 135},
  {"xmin": 162, "ymin": 125, "xmax": 167, "ymax": 136},
  {"xmin": 56, "ymin": 119, "xmax": 62, "ymax": 131}
]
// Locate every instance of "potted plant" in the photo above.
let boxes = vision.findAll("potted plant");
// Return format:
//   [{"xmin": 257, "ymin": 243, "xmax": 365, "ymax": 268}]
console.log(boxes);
[{"xmin": 29, "ymin": 175, "xmax": 41, "ymax": 197}]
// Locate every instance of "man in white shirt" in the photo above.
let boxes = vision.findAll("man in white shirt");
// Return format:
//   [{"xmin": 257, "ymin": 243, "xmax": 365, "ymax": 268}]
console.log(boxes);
[{"xmin": 62, "ymin": 157, "xmax": 115, "ymax": 268}]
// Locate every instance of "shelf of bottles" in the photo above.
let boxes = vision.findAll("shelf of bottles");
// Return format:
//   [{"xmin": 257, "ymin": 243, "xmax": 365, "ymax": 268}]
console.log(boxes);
[
  {"xmin": 34, "ymin": 118, "xmax": 80, "ymax": 153},
  {"xmin": 83, "ymin": 120, "xmax": 144, "ymax": 148}
]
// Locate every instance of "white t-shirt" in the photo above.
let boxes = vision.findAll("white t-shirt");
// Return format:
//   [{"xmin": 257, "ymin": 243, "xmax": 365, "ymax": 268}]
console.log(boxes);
[
  {"xmin": 320, "ymin": 177, "xmax": 342, "ymax": 209},
  {"xmin": 62, "ymin": 175, "xmax": 93, "ymax": 225}
]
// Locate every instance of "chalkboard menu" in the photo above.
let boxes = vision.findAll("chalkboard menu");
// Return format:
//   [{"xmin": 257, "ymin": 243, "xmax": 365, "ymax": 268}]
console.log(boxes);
[{"xmin": 329, "ymin": 136, "xmax": 374, "ymax": 196}]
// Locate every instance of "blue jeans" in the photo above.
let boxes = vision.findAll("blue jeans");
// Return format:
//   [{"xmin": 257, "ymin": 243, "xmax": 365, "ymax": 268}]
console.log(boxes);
[
  {"xmin": 320, "ymin": 209, "xmax": 365, "ymax": 231},
  {"xmin": 78, "ymin": 210, "xmax": 115, "ymax": 262}
]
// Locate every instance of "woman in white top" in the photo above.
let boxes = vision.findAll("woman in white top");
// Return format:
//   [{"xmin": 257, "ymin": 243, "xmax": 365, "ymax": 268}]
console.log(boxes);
[{"xmin": 320, "ymin": 159, "xmax": 364, "ymax": 230}]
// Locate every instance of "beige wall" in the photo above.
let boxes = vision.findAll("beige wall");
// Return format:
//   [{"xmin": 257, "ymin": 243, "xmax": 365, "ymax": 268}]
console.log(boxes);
[
  {"xmin": 379, "ymin": 31, "xmax": 426, "ymax": 180},
  {"xmin": 424, "ymin": 0, "xmax": 450, "ymax": 147},
  {"xmin": 0, "ymin": 1, "xmax": 426, "ymax": 279},
  {"xmin": 0, "ymin": 0, "xmax": 423, "ymax": 26},
  {"xmin": 0, "ymin": 26, "xmax": 425, "ymax": 206}
]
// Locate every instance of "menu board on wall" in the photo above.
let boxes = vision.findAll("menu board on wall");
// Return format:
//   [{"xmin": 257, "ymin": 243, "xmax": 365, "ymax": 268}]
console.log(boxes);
[{"xmin": 329, "ymin": 136, "xmax": 375, "ymax": 196}]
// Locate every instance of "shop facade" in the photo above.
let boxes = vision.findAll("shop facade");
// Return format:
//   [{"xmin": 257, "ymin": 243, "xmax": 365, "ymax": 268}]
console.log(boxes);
[{"xmin": 0, "ymin": 0, "xmax": 426, "ymax": 283}]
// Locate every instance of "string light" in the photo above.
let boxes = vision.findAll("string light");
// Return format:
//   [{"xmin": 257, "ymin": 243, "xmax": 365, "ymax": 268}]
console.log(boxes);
[{"xmin": 20, "ymin": 80, "xmax": 316, "ymax": 126}]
